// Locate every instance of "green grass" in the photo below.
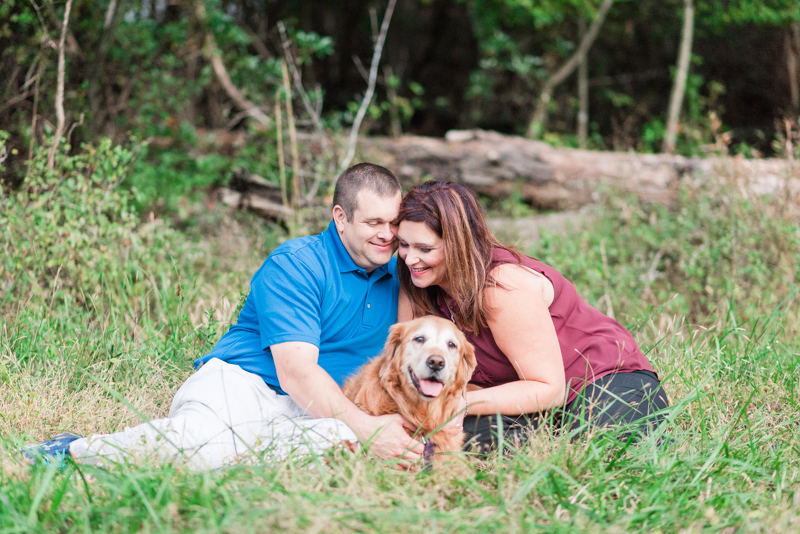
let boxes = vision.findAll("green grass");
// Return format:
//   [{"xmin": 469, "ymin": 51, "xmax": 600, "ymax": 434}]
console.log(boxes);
[{"xmin": 1, "ymin": 144, "xmax": 799, "ymax": 532}]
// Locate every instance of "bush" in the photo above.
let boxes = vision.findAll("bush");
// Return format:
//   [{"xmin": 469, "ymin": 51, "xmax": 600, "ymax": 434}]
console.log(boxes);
[
  {"xmin": 0, "ymin": 134, "xmax": 196, "ymax": 305},
  {"xmin": 534, "ymin": 169, "xmax": 800, "ymax": 326}
]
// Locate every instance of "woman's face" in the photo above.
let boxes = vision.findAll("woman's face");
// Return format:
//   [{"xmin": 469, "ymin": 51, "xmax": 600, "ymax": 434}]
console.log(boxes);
[{"xmin": 397, "ymin": 221, "xmax": 448, "ymax": 290}]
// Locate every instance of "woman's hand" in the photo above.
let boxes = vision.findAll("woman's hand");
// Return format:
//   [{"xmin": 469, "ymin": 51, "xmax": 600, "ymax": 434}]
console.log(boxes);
[{"xmin": 444, "ymin": 393, "xmax": 469, "ymax": 432}]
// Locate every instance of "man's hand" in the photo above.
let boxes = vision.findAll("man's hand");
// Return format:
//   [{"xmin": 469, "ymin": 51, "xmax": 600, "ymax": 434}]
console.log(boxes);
[
  {"xmin": 272, "ymin": 341, "xmax": 424, "ymax": 466},
  {"xmin": 352, "ymin": 413, "xmax": 424, "ymax": 468}
]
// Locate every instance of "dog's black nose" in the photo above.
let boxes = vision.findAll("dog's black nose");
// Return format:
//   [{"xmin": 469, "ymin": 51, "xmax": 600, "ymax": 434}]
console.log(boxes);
[{"xmin": 426, "ymin": 355, "xmax": 445, "ymax": 371}]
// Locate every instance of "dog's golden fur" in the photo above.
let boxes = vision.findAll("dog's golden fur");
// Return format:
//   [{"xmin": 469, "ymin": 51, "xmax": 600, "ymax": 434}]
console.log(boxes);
[{"xmin": 343, "ymin": 316, "xmax": 477, "ymax": 460}]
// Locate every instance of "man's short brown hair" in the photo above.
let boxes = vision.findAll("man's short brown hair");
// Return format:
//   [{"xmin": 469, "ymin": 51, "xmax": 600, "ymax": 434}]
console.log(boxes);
[{"xmin": 333, "ymin": 163, "xmax": 402, "ymax": 221}]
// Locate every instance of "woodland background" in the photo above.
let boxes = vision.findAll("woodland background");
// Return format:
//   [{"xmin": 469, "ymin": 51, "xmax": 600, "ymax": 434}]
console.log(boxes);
[{"xmin": 3, "ymin": 0, "xmax": 800, "ymax": 213}]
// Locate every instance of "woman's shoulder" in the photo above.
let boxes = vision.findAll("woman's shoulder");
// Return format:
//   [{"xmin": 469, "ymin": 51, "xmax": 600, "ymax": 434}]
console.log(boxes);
[
  {"xmin": 490, "ymin": 261, "xmax": 551, "ymax": 287},
  {"xmin": 491, "ymin": 248, "xmax": 567, "ymax": 282},
  {"xmin": 487, "ymin": 261, "xmax": 555, "ymax": 307},
  {"xmin": 491, "ymin": 247, "xmax": 549, "ymax": 269}
]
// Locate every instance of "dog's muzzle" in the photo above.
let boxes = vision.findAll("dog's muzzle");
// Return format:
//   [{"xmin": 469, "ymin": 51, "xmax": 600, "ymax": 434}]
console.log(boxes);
[{"xmin": 408, "ymin": 368, "xmax": 445, "ymax": 398}]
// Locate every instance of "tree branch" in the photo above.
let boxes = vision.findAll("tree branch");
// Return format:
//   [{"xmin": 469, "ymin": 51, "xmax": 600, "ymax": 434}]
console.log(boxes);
[
  {"xmin": 527, "ymin": 0, "xmax": 614, "ymax": 139},
  {"xmin": 28, "ymin": 0, "xmax": 56, "ymax": 49},
  {"xmin": 66, "ymin": 112, "xmax": 84, "ymax": 146},
  {"xmin": 277, "ymin": 21, "xmax": 333, "ymax": 178},
  {"xmin": 47, "ymin": 0, "xmax": 73, "ymax": 169},
  {"xmin": 282, "ymin": 60, "xmax": 302, "ymax": 233},
  {"xmin": 663, "ymin": 0, "xmax": 694, "ymax": 154},
  {"xmin": 28, "ymin": 61, "xmax": 44, "ymax": 161},
  {"xmin": 194, "ymin": 0, "xmax": 272, "ymax": 129},
  {"xmin": 0, "ymin": 90, "xmax": 34, "ymax": 113},
  {"xmin": 786, "ymin": 25, "xmax": 800, "ymax": 115},
  {"xmin": 577, "ymin": 17, "xmax": 588, "ymax": 149},
  {"xmin": 340, "ymin": 0, "xmax": 397, "ymax": 171}
]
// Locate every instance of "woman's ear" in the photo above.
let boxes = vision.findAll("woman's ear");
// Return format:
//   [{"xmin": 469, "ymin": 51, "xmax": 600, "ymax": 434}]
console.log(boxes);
[{"xmin": 379, "ymin": 323, "xmax": 406, "ymax": 379}]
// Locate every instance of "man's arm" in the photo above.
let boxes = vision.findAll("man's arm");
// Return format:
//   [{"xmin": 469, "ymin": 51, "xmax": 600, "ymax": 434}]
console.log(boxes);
[{"xmin": 272, "ymin": 341, "xmax": 424, "ymax": 465}]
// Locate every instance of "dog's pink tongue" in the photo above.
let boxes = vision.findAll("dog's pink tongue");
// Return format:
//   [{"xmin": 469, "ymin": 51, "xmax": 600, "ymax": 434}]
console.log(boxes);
[{"xmin": 419, "ymin": 379, "xmax": 444, "ymax": 398}]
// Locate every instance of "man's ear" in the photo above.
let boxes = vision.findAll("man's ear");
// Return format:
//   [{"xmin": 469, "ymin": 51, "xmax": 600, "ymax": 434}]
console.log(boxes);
[
  {"xmin": 379, "ymin": 323, "xmax": 406, "ymax": 379},
  {"xmin": 332, "ymin": 205, "xmax": 347, "ymax": 233}
]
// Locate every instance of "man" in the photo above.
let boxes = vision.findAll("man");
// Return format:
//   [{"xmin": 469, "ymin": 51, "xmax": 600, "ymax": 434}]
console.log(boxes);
[{"xmin": 25, "ymin": 163, "xmax": 424, "ymax": 469}]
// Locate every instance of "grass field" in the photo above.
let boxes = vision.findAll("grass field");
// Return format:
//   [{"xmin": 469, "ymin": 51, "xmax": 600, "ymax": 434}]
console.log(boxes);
[{"xmin": 1, "ymin": 152, "xmax": 799, "ymax": 532}]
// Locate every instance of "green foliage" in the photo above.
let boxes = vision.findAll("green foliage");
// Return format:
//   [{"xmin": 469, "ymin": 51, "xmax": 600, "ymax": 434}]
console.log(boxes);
[
  {"xmin": 0, "ymin": 0, "xmax": 43, "ymax": 56},
  {"xmin": 365, "ymin": 77, "xmax": 427, "ymax": 126},
  {"xmin": 603, "ymin": 89, "xmax": 634, "ymax": 109},
  {"xmin": 128, "ymin": 146, "xmax": 233, "ymax": 215},
  {"xmin": 291, "ymin": 30, "xmax": 335, "ymax": 63},
  {"xmin": 112, "ymin": 18, "xmax": 328, "ymax": 215},
  {"xmin": 463, "ymin": 0, "xmax": 556, "ymax": 102},
  {"xmin": 0, "ymin": 133, "xmax": 195, "ymax": 304},
  {"xmin": 675, "ymin": 71, "xmax": 728, "ymax": 156},
  {"xmin": 636, "ymin": 69, "xmax": 727, "ymax": 155},
  {"xmin": 120, "ymin": 122, "xmax": 286, "ymax": 215},
  {"xmin": 699, "ymin": 0, "xmax": 800, "ymax": 28},
  {"xmin": 534, "ymin": 174, "xmax": 799, "ymax": 324},
  {"xmin": 640, "ymin": 118, "xmax": 666, "ymax": 153},
  {"xmin": 4, "ymin": 0, "xmax": 799, "ymax": 164},
  {"xmin": 457, "ymin": 0, "xmax": 799, "ymax": 152}
]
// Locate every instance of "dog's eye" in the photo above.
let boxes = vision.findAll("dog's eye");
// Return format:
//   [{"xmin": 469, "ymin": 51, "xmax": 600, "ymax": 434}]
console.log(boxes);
[
  {"xmin": 448, "ymin": 341, "xmax": 457, "ymax": 349},
  {"xmin": 414, "ymin": 336, "xmax": 425, "ymax": 343}
]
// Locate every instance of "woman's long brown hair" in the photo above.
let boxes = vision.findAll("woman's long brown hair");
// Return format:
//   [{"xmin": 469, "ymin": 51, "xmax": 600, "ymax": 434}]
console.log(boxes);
[{"xmin": 396, "ymin": 181, "xmax": 519, "ymax": 335}]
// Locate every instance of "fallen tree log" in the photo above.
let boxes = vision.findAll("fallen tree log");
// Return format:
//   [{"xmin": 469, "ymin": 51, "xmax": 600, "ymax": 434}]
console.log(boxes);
[
  {"xmin": 360, "ymin": 129, "xmax": 800, "ymax": 211},
  {"xmin": 219, "ymin": 129, "xmax": 800, "ymax": 221},
  {"xmin": 218, "ymin": 168, "xmax": 294, "ymax": 221}
]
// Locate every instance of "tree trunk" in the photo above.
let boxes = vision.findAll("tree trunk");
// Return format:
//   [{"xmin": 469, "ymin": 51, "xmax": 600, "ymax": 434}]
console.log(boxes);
[
  {"xmin": 88, "ymin": 0, "xmax": 125, "ymax": 131},
  {"xmin": 663, "ymin": 0, "xmax": 694, "ymax": 154},
  {"xmin": 340, "ymin": 0, "xmax": 397, "ymax": 171},
  {"xmin": 786, "ymin": 24, "xmax": 800, "ymax": 116},
  {"xmin": 577, "ymin": 17, "xmax": 589, "ymax": 149},
  {"xmin": 183, "ymin": 0, "xmax": 201, "ymax": 126},
  {"xmin": 527, "ymin": 0, "xmax": 614, "ymax": 139},
  {"xmin": 194, "ymin": 0, "xmax": 272, "ymax": 130}
]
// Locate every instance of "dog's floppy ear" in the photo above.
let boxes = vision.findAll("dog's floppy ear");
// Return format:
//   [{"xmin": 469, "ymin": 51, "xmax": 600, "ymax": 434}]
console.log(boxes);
[
  {"xmin": 459, "ymin": 336, "xmax": 477, "ymax": 383},
  {"xmin": 379, "ymin": 322, "xmax": 407, "ymax": 379}
]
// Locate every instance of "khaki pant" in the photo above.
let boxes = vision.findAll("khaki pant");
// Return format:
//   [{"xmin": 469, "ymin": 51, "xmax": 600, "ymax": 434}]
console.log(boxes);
[{"xmin": 70, "ymin": 358, "xmax": 358, "ymax": 469}]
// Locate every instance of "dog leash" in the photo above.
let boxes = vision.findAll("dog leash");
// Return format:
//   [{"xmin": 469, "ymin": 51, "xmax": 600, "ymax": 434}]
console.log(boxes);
[{"xmin": 421, "ymin": 436, "xmax": 434, "ymax": 471}]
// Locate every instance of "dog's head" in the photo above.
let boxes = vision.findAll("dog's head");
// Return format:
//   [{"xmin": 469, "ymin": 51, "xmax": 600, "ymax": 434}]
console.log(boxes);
[{"xmin": 379, "ymin": 316, "xmax": 477, "ymax": 403}]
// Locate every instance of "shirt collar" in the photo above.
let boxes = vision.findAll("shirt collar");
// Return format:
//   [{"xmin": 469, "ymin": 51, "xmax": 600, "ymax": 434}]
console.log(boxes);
[{"xmin": 325, "ymin": 220, "xmax": 393, "ymax": 278}]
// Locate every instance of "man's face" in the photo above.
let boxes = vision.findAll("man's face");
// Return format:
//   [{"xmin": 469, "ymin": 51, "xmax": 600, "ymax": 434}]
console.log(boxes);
[{"xmin": 333, "ymin": 189, "xmax": 402, "ymax": 272}]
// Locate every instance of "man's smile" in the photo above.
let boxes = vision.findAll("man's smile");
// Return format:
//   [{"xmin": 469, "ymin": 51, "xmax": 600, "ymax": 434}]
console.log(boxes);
[{"xmin": 370, "ymin": 241, "xmax": 393, "ymax": 251}]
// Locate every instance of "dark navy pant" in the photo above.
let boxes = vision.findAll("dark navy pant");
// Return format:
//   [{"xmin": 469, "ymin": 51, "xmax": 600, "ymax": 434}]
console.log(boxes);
[{"xmin": 462, "ymin": 370, "xmax": 669, "ymax": 451}]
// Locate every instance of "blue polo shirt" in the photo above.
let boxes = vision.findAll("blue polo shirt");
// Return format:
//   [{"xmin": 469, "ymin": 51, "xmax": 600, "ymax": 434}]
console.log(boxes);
[{"xmin": 194, "ymin": 220, "xmax": 398, "ymax": 394}]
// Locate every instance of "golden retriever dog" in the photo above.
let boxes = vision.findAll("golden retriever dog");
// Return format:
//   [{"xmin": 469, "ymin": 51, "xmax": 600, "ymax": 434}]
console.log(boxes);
[{"xmin": 343, "ymin": 316, "xmax": 477, "ymax": 463}]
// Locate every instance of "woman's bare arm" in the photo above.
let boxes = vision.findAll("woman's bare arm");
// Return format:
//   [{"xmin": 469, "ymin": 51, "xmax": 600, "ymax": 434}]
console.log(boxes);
[{"xmin": 465, "ymin": 263, "xmax": 566, "ymax": 416}]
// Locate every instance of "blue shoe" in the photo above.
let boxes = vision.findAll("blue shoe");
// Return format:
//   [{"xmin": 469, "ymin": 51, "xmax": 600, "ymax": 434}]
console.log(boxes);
[{"xmin": 22, "ymin": 432, "xmax": 83, "ymax": 467}]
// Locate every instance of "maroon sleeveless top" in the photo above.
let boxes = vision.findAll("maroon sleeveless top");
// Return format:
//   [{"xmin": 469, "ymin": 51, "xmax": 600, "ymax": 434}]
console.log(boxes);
[{"xmin": 437, "ymin": 248, "xmax": 656, "ymax": 404}]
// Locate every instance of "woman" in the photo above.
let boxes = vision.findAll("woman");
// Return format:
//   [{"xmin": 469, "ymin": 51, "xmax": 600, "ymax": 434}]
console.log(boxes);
[{"xmin": 395, "ymin": 181, "xmax": 668, "ymax": 449}]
